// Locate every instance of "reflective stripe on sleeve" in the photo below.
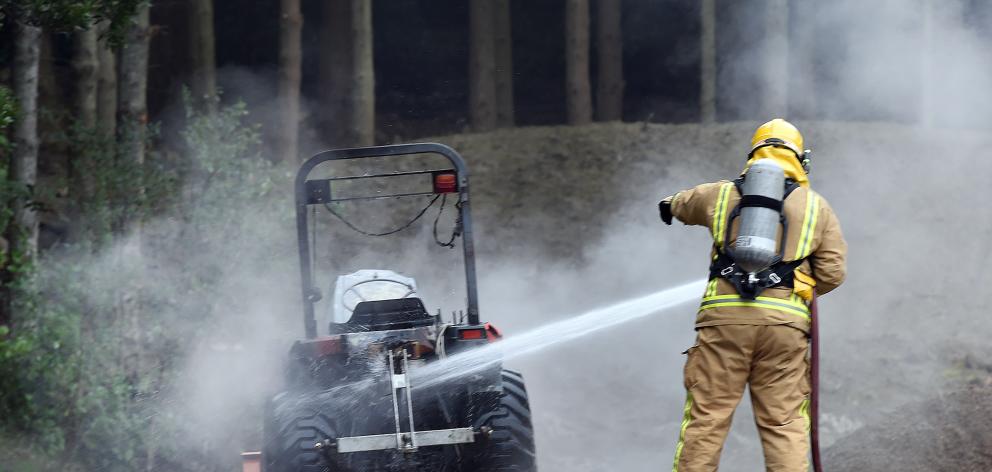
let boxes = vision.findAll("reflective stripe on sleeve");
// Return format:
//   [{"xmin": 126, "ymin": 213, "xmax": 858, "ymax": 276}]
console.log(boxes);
[
  {"xmin": 711, "ymin": 182, "xmax": 734, "ymax": 244},
  {"xmin": 794, "ymin": 192, "xmax": 821, "ymax": 259},
  {"xmin": 699, "ymin": 294, "xmax": 811, "ymax": 321}
]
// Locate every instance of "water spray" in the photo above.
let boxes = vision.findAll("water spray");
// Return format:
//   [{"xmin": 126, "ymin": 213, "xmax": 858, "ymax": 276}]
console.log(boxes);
[{"xmin": 415, "ymin": 278, "xmax": 708, "ymax": 389}]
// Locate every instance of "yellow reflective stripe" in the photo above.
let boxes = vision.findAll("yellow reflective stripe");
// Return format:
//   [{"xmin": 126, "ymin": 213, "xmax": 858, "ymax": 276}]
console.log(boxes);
[
  {"xmin": 701, "ymin": 294, "xmax": 811, "ymax": 312},
  {"xmin": 800, "ymin": 398, "xmax": 811, "ymax": 433},
  {"xmin": 700, "ymin": 301, "xmax": 810, "ymax": 320},
  {"xmin": 672, "ymin": 391, "xmax": 694, "ymax": 472},
  {"xmin": 702, "ymin": 294, "xmax": 811, "ymax": 307},
  {"xmin": 794, "ymin": 193, "xmax": 821, "ymax": 259},
  {"xmin": 711, "ymin": 183, "xmax": 734, "ymax": 244},
  {"xmin": 699, "ymin": 295, "xmax": 811, "ymax": 320}
]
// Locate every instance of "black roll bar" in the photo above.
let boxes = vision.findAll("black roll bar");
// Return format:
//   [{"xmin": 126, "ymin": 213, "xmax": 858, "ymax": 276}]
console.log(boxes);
[{"xmin": 295, "ymin": 143, "xmax": 480, "ymax": 339}]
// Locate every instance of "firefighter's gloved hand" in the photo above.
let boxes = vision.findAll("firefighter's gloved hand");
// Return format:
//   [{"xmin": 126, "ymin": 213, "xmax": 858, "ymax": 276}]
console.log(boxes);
[{"xmin": 659, "ymin": 198, "xmax": 674, "ymax": 225}]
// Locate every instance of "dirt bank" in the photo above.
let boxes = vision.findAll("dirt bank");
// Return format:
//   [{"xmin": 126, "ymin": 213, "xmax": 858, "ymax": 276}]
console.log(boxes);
[{"xmin": 825, "ymin": 384, "xmax": 992, "ymax": 471}]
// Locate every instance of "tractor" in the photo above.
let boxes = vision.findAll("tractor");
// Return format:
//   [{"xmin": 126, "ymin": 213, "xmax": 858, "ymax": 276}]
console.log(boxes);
[{"xmin": 255, "ymin": 144, "xmax": 536, "ymax": 471}]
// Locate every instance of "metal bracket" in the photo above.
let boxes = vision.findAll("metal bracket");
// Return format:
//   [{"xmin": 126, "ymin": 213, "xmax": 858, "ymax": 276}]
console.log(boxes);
[
  {"xmin": 327, "ymin": 348, "xmax": 478, "ymax": 454},
  {"xmin": 388, "ymin": 349, "xmax": 419, "ymax": 452}
]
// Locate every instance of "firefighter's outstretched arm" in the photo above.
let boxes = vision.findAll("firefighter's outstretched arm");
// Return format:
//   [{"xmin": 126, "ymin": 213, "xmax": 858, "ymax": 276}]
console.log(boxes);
[{"xmin": 660, "ymin": 182, "xmax": 721, "ymax": 227}]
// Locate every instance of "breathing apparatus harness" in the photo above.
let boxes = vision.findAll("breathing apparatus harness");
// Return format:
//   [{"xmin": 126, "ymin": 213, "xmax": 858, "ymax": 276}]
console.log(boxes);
[
  {"xmin": 708, "ymin": 177, "xmax": 804, "ymax": 299},
  {"xmin": 709, "ymin": 138, "xmax": 811, "ymax": 299}
]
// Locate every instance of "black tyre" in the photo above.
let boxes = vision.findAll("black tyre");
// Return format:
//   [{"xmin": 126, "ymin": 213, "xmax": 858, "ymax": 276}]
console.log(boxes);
[
  {"xmin": 465, "ymin": 369, "xmax": 537, "ymax": 471},
  {"xmin": 262, "ymin": 390, "xmax": 456, "ymax": 472},
  {"xmin": 263, "ymin": 392, "xmax": 338, "ymax": 472}
]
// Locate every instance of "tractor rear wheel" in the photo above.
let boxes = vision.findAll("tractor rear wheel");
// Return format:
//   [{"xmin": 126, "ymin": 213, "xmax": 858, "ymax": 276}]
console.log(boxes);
[
  {"xmin": 465, "ymin": 369, "xmax": 536, "ymax": 471},
  {"xmin": 263, "ymin": 392, "xmax": 339, "ymax": 472}
]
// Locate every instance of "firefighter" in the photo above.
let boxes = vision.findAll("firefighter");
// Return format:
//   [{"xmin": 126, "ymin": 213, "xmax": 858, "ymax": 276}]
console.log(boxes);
[{"xmin": 659, "ymin": 119, "xmax": 846, "ymax": 471}]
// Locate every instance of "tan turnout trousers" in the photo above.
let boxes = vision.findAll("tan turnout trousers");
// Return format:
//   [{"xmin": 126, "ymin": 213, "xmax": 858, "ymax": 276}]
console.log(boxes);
[{"xmin": 673, "ymin": 325, "xmax": 810, "ymax": 472}]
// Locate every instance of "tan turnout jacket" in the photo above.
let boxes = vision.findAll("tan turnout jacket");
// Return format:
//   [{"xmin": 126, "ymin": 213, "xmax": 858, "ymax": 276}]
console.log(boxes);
[{"xmin": 670, "ymin": 181, "xmax": 847, "ymax": 333}]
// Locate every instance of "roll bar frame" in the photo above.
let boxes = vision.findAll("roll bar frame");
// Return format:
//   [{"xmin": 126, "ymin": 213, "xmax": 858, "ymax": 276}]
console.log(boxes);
[{"xmin": 294, "ymin": 143, "xmax": 480, "ymax": 338}]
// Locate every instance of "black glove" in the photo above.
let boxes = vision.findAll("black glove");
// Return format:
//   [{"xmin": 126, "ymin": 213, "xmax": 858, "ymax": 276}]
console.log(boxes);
[{"xmin": 659, "ymin": 199, "xmax": 674, "ymax": 225}]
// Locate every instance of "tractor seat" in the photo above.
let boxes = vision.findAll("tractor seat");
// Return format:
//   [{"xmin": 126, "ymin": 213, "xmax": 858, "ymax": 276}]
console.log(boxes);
[{"xmin": 329, "ymin": 298, "xmax": 433, "ymax": 333}]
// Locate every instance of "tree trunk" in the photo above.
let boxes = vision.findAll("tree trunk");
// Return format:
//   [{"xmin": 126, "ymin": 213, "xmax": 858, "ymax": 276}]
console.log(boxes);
[
  {"xmin": 73, "ymin": 27, "xmax": 99, "ymax": 129},
  {"xmin": 700, "ymin": 0, "xmax": 716, "ymax": 123},
  {"xmin": 564, "ymin": 0, "xmax": 592, "ymax": 125},
  {"xmin": 97, "ymin": 20, "xmax": 117, "ymax": 135},
  {"xmin": 116, "ymin": 7, "xmax": 151, "ymax": 471},
  {"xmin": 493, "ymin": 0, "xmax": 514, "ymax": 128},
  {"xmin": 10, "ymin": 21, "xmax": 42, "ymax": 257},
  {"xmin": 595, "ymin": 0, "xmax": 623, "ymax": 121},
  {"xmin": 118, "ymin": 1, "xmax": 149, "ymax": 234},
  {"xmin": 277, "ymin": 0, "xmax": 303, "ymax": 163},
  {"xmin": 349, "ymin": 0, "xmax": 375, "ymax": 146},
  {"xmin": 468, "ymin": 0, "xmax": 497, "ymax": 131},
  {"xmin": 69, "ymin": 26, "xmax": 100, "ymax": 240},
  {"xmin": 764, "ymin": 0, "xmax": 788, "ymax": 117},
  {"xmin": 321, "ymin": 0, "xmax": 353, "ymax": 145},
  {"xmin": 188, "ymin": 0, "xmax": 217, "ymax": 109}
]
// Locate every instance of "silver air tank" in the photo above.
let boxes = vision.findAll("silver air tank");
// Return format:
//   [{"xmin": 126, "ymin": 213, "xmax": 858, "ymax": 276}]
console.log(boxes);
[{"xmin": 734, "ymin": 159, "xmax": 785, "ymax": 273}]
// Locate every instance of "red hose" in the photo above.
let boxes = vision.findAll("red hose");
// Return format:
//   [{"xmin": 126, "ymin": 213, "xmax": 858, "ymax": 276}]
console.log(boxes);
[{"xmin": 810, "ymin": 290, "xmax": 822, "ymax": 472}]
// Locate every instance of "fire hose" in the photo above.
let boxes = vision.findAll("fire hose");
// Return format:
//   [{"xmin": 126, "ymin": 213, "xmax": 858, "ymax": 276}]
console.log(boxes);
[{"xmin": 810, "ymin": 290, "xmax": 822, "ymax": 472}]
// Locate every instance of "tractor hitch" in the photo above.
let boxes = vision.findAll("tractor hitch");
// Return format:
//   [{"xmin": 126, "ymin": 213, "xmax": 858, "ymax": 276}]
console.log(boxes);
[{"xmin": 327, "ymin": 349, "xmax": 478, "ymax": 455}]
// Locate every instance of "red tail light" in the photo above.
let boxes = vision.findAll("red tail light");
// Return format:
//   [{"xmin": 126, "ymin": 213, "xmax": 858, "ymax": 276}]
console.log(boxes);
[
  {"xmin": 459, "ymin": 328, "xmax": 485, "ymax": 340},
  {"xmin": 433, "ymin": 172, "xmax": 458, "ymax": 193}
]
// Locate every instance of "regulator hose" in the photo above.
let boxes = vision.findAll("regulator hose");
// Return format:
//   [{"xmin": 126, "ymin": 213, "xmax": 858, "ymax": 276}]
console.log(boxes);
[{"xmin": 810, "ymin": 290, "xmax": 822, "ymax": 472}]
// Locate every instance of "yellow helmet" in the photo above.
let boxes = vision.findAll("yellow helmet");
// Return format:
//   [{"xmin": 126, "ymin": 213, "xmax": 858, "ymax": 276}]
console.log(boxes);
[{"xmin": 749, "ymin": 118, "xmax": 804, "ymax": 158}]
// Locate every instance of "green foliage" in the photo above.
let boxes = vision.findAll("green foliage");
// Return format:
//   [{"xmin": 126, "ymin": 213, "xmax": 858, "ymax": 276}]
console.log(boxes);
[
  {"xmin": 0, "ymin": 85, "xmax": 16, "ymax": 153},
  {"xmin": 58, "ymin": 118, "xmax": 174, "ymax": 242},
  {"xmin": 0, "ymin": 85, "xmax": 25, "ymax": 250},
  {"xmin": 0, "ymin": 0, "xmax": 145, "ymax": 46},
  {"xmin": 0, "ymin": 96, "xmax": 285, "ymax": 471}
]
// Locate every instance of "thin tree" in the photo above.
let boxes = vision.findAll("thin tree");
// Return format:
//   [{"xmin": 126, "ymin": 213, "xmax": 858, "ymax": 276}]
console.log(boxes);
[
  {"xmin": 350, "ymin": 0, "xmax": 375, "ymax": 146},
  {"xmin": 10, "ymin": 19, "xmax": 42, "ymax": 257},
  {"xmin": 493, "ymin": 0, "xmax": 514, "ymax": 127},
  {"xmin": 188, "ymin": 0, "xmax": 217, "ymax": 109},
  {"xmin": 321, "ymin": 0, "xmax": 374, "ymax": 146},
  {"xmin": 595, "ymin": 0, "xmax": 623, "ymax": 121},
  {"xmin": 700, "ymin": 0, "xmax": 716, "ymax": 123},
  {"xmin": 469, "ymin": 0, "xmax": 497, "ymax": 131},
  {"xmin": 321, "ymin": 0, "xmax": 352, "ymax": 145},
  {"xmin": 765, "ymin": 0, "xmax": 788, "ymax": 117},
  {"xmin": 118, "ymin": 1, "xmax": 149, "ymax": 235},
  {"xmin": 97, "ymin": 19, "xmax": 117, "ymax": 134},
  {"xmin": 117, "ymin": 5, "xmax": 152, "ymax": 470},
  {"xmin": 73, "ymin": 27, "xmax": 99, "ymax": 128},
  {"xmin": 277, "ymin": 0, "xmax": 303, "ymax": 163},
  {"xmin": 565, "ymin": 0, "xmax": 592, "ymax": 125},
  {"xmin": 69, "ymin": 25, "xmax": 99, "ymax": 239}
]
